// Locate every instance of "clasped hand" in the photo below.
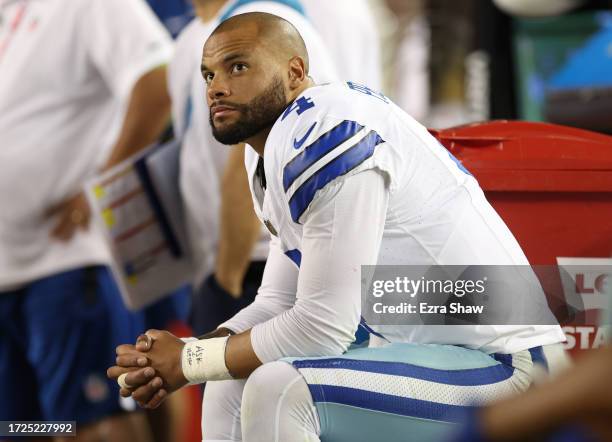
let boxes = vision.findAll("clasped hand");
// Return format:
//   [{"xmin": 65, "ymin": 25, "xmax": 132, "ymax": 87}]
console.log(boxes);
[{"xmin": 106, "ymin": 329, "xmax": 188, "ymax": 409}]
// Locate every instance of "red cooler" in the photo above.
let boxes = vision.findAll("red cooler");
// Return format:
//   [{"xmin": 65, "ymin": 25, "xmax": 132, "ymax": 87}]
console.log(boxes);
[{"xmin": 431, "ymin": 121, "xmax": 612, "ymax": 354}]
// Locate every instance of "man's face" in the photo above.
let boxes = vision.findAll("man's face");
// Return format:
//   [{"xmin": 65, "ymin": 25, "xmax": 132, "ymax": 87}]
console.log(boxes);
[{"xmin": 202, "ymin": 25, "xmax": 289, "ymax": 145}]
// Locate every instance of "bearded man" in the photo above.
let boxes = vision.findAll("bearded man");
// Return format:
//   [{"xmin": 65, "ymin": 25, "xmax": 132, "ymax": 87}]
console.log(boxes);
[{"xmin": 108, "ymin": 12, "xmax": 568, "ymax": 442}]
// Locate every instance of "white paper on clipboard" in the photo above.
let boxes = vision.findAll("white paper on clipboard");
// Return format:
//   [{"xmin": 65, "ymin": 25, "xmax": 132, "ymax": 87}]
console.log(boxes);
[{"xmin": 85, "ymin": 141, "xmax": 194, "ymax": 310}]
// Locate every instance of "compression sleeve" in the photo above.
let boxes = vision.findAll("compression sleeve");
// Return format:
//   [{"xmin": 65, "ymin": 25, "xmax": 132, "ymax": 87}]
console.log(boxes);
[
  {"xmin": 218, "ymin": 236, "xmax": 298, "ymax": 334},
  {"xmin": 250, "ymin": 169, "xmax": 389, "ymax": 362}
]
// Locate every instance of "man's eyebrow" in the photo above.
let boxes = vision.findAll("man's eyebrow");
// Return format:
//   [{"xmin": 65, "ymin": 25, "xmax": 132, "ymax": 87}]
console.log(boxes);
[
  {"xmin": 201, "ymin": 52, "xmax": 248, "ymax": 73},
  {"xmin": 222, "ymin": 52, "xmax": 247, "ymax": 63}
]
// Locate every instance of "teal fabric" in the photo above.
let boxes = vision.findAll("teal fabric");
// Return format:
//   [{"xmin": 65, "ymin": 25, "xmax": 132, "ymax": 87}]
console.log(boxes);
[
  {"xmin": 284, "ymin": 344, "xmax": 508, "ymax": 442},
  {"xmin": 317, "ymin": 403, "xmax": 456, "ymax": 442},
  {"xmin": 285, "ymin": 342, "xmax": 500, "ymax": 370}
]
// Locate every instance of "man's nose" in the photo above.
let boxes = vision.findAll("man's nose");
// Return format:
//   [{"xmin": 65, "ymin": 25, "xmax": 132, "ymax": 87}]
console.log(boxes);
[{"xmin": 208, "ymin": 76, "xmax": 230, "ymax": 100}]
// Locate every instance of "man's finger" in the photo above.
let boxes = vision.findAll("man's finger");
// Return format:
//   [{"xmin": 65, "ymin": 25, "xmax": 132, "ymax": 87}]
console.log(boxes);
[
  {"xmin": 107, "ymin": 365, "xmax": 137, "ymax": 380},
  {"xmin": 131, "ymin": 376, "xmax": 164, "ymax": 404},
  {"xmin": 116, "ymin": 344, "xmax": 137, "ymax": 355},
  {"xmin": 124, "ymin": 367, "xmax": 155, "ymax": 388},
  {"xmin": 135, "ymin": 334, "xmax": 153, "ymax": 352},
  {"xmin": 119, "ymin": 388, "xmax": 132, "ymax": 398},
  {"xmin": 144, "ymin": 389, "xmax": 167, "ymax": 409},
  {"xmin": 116, "ymin": 354, "xmax": 149, "ymax": 368},
  {"xmin": 145, "ymin": 329, "xmax": 164, "ymax": 340}
]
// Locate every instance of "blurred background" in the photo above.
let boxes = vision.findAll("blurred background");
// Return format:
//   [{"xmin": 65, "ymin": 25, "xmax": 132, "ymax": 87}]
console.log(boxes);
[{"xmin": 147, "ymin": 0, "xmax": 612, "ymax": 132}]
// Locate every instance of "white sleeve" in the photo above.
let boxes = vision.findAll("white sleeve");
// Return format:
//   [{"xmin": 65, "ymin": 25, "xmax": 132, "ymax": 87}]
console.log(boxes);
[
  {"xmin": 81, "ymin": 0, "xmax": 174, "ymax": 98},
  {"xmin": 218, "ymin": 237, "xmax": 298, "ymax": 334},
  {"xmin": 251, "ymin": 169, "xmax": 388, "ymax": 362}
]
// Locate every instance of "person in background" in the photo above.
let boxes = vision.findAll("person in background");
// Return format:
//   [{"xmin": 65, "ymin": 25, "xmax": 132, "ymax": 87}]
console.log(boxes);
[
  {"xmin": 300, "ymin": 0, "xmax": 382, "ymax": 88},
  {"xmin": 0, "ymin": 0, "xmax": 172, "ymax": 440},
  {"xmin": 452, "ymin": 280, "xmax": 612, "ymax": 442},
  {"xmin": 175, "ymin": 0, "xmax": 383, "ymax": 340},
  {"xmin": 451, "ymin": 344, "xmax": 612, "ymax": 442},
  {"xmin": 146, "ymin": 0, "xmax": 194, "ymax": 38},
  {"xmin": 375, "ymin": 0, "xmax": 430, "ymax": 122}
]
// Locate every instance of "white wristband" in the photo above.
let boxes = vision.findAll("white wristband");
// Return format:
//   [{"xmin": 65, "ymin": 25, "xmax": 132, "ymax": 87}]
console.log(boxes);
[
  {"xmin": 181, "ymin": 336, "xmax": 232, "ymax": 383},
  {"xmin": 181, "ymin": 336, "xmax": 198, "ymax": 344}
]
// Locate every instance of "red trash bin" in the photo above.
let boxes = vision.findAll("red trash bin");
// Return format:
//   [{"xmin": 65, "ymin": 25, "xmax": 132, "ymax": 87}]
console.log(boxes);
[{"xmin": 431, "ymin": 121, "xmax": 612, "ymax": 355}]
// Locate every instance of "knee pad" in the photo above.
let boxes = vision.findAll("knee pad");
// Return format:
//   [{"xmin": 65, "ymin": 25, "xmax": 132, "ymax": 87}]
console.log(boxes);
[
  {"xmin": 242, "ymin": 361, "xmax": 319, "ymax": 442},
  {"xmin": 242, "ymin": 361, "xmax": 306, "ymax": 415},
  {"xmin": 202, "ymin": 379, "xmax": 246, "ymax": 441}
]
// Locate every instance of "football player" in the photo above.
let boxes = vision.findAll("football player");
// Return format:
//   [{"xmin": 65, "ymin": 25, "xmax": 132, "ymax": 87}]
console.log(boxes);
[{"xmin": 108, "ymin": 12, "xmax": 568, "ymax": 442}]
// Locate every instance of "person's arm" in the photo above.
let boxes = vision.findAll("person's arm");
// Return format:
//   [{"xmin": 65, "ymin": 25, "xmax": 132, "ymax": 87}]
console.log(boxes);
[
  {"xmin": 108, "ymin": 234, "xmax": 299, "ymax": 407},
  {"xmin": 226, "ymin": 169, "xmax": 388, "ymax": 376},
  {"xmin": 214, "ymin": 144, "xmax": 263, "ymax": 296},
  {"xmin": 216, "ymin": 235, "xmax": 299, "ymax": 333},
  {"xmin": 89, "ymin": 0, "xmax": 173, "ymax": 168},
  {"xmin": 103, "ymin": 66, "xmax": 171, "ymax": 168},
  {"xmin": 108, "ymin": 169, "xmax": 388, "ymax": 404},
  {"xmin": 46, "ymin": 66, "xmax": 171, "ymax": 241},
  {"xmin": 47, "ymin": 0, "xmax": 173, "ymax": 241}
]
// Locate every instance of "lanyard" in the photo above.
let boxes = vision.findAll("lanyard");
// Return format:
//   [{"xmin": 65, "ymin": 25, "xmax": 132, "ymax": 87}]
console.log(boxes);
[{"xmin": 0, "ymin": 2, "xmax": 28, "ymax": 63}]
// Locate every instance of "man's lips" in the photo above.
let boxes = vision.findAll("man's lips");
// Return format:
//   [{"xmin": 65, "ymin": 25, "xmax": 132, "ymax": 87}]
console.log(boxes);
[{"xmin": 211, "ymin": 105, "xmax": 238, "ymax": 118}]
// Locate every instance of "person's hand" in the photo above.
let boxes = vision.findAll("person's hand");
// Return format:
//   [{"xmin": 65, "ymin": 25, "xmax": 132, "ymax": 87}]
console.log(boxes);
[
  {"xmin": 573, "ymin": 345, "xmax": 612, "ymax": 417},
  {"xmin": 106, "ymin": 335, "xmax": 166, "ymax": 409},
  {"xmin": 113, "ymin": 364, "xmax": 168, "ymax": 409},
  {"xmin": 137, "ymin": 329, "xmax": 188, "ymax": 394},
  {"xmin": 108, "ymin": 330, "xmax": 188, "ymax": 408},
  {"xmin": 45, "ymin": 192, "xmax": 91, "ymax": 241},
  {"xmin": 480, "ymin": 345, "xmax": 612, "ymax": 442}
]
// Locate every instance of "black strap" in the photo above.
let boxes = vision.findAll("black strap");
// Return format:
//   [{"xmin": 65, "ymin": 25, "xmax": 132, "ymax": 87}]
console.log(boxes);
[{"xmin": 256, "ymin": 157, "xmax": 266, "ymax": 190}]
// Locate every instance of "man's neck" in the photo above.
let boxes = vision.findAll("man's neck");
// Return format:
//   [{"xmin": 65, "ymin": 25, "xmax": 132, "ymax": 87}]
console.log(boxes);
[
  {"xmin": 194, "ymin": 0, "xmax": 228, "ymax": 23},
  {"xmin": 246, "ymin": 79, "xmax": 316, "ymax": 156},
  {"xmin": 245, "ymin": 128, "xmax": 273, "ymax": 157}
]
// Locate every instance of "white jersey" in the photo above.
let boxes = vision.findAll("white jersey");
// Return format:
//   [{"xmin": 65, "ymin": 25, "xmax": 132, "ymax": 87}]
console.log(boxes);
[
  {"xmin": 0, "ymin": 0, "xmax": 172, "ymax": 289},
  {"xmin": 221, "ymin": 82, "xmax": 565, "ymax": 359},
  {"xmin": 171, "ymin": 1, "xmax": 339, "ymax": 287}
]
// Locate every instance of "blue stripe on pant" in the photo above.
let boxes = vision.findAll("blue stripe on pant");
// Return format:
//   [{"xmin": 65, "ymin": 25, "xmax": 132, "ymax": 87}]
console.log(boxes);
[{"xmin": 285, "ymin": 343, "xmax": 540, "ymax": 442}]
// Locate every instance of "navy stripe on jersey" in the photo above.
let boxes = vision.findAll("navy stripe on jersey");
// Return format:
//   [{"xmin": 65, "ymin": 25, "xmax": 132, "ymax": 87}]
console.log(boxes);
[
  {"xmin": 305, "ymin": 385, "xmax": 475, "ymax": 422},
  {"xmin": 285, "ymin": 249, "xmax": 302, "ymax": 268},
  {"xmin": 359, "ymin": 316, "xmax": 389, "ymax": 342},
  {"xmin": 288, "ymin": 130, "xmax": 384, "ymax": 223},
  {"xmin": 283, "ymin": 121, "xmax": 364, "ymax": 191},
  {"xmin": 528, "ymin": 347, "xmax": 548, "ymax": 372}
]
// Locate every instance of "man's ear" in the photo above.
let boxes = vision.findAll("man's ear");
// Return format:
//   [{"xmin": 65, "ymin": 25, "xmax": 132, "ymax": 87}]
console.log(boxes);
[{"xmin": 287, "ymin": 56, "xmax": 307, "ymax": 89}]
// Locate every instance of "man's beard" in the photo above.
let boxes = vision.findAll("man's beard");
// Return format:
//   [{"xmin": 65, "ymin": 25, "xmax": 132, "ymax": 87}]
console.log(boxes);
[{"xmin": 210, "ymin": 75, "xmax": 288, "ymax": 145}]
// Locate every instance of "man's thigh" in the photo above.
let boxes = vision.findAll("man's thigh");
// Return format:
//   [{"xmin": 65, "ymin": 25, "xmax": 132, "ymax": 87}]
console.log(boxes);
[
  {"xmin": 0, "ymin": 291, "xmax": 43, "ymax": 421},
  {"xmin": 287, "ymin": 343, "xmax": 539, "ymax": 442},
  {"xmin": 201, "ymin": 379, "xmax": 247, "ymax": 442},
  {"xmin": 22, "ymin": 266, "xmax": 145, "ymax": 424}
]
